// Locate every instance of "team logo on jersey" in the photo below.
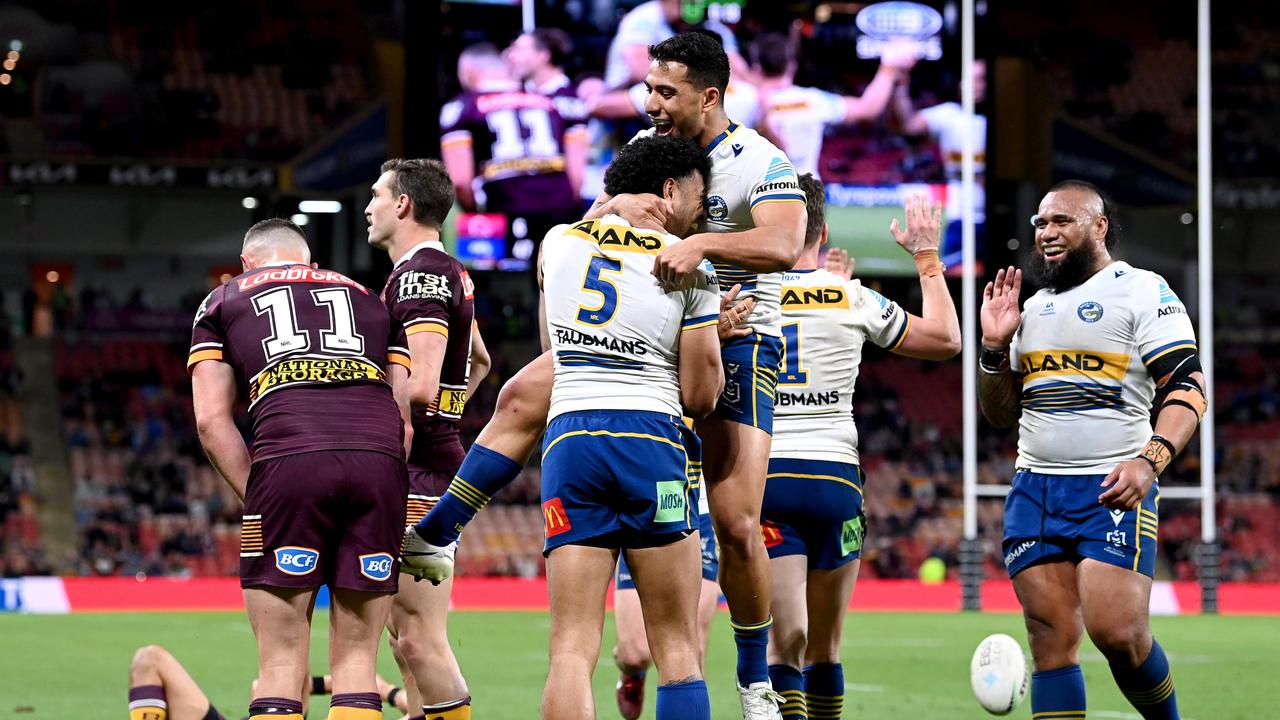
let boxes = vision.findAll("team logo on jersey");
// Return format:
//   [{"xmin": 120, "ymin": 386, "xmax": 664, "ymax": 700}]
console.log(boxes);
[
  {"xmin": 274, "ymin": 546, "xmax": 319, "ymax": 576},
  {"xmin": 358, "ymin": 552, "xmax": 395, "ymax": 581},
  {"xmin": 543, "ymin": 497, "xmax": 572, "ymax": 538},
  {"xmin": 1076, "ymin": 301, "xmax": 1104, "ymax": 323},
  {"xmin": 1039, "ymin": 302, "xmax": 1056, "ymax": 316},
  {"xmin": 192, "ymin": 290, "xmax": 216, "ymax": 328},
  {"xmin": 707, "ymin": 195, "xmax": 728, "ymax": 221}
]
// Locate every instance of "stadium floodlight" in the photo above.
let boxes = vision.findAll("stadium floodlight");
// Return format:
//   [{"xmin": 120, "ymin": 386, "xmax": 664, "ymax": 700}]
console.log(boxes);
[
  {"xmin": 241, "ymin": 197, "xmax": 259, "ymax": 210},
  {"xmin": 9, "ymin": 40, "xmax": 21, "ymax": 52},
  {"xmin": 291, "ymin": 213, "xmax": 310, "ymax": 226},
  {"xmin": 298, "ymin": 200, "xmax": 342, "ymax": 214}
]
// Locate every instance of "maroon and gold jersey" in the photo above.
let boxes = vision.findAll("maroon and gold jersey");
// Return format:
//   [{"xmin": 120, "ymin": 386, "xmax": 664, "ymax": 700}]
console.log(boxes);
[
  {"xmin": 381, "ymin": 241, "xmax": 476, "ymax": 473},
  {"xmin": 439, "ymin": 83, "xmax": 579, "ymax": 217},
  {"xmin": 188, "ymin": 263, "xmax": 411, "ymax": 462}
]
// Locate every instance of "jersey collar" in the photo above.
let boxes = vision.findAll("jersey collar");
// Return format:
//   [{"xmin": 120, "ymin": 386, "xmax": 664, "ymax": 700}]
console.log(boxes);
[
  {"xmin": 705, "ymin": 120, "xmax": 740, "ymax": 155},
  {"xmin": 394, "ymin": 240, "xmax": 445, "ymax": 268}
]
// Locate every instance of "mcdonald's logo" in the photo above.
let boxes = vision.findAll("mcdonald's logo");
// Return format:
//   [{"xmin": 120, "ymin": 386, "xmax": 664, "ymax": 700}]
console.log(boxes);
[
  {"xmin": 760, "ymin": 521, "xmax": 784, "ymax": 549},
  {"xmin": 543, "ymin": 497, "xmax": 572, "ymax": 538}
]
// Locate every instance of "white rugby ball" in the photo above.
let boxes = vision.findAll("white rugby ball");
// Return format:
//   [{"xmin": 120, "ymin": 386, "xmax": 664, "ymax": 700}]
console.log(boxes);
[{"xmin": 970, "ymin": 633, "xmax": 1029, "ymax": 715}]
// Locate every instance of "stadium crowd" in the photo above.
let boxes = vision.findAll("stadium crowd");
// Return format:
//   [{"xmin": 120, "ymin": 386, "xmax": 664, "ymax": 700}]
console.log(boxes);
[{"xmin": 0, "ymin": 0, "xmax": 1276, "ymax": 589}]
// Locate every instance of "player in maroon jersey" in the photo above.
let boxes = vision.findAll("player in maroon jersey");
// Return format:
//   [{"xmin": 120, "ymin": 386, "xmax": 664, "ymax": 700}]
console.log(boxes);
[
  {"xmin": 504, "ymin": 28, "xmax": 589, "ymax": 131},
  {"xmin": 364, "ymin": 158, "xmax": 490, "ymax": 720},
  {"xmin": 440, "ymin": 42, "xmax": 588, "ymax": 255},
  {"xmin": 189, "ymin": 218, "xmax": 413, "ymax": 720}
]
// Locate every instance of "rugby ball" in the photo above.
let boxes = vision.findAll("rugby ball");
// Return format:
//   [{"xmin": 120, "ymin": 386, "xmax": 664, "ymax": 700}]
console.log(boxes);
[{"xmin": 969, "ymin": 633, "xmax": 1029, "ymax": 715}]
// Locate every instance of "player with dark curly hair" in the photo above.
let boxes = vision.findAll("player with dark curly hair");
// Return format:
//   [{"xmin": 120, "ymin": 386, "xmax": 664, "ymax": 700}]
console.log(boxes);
[{"xmin": 535, "ymin": 132, "xmax": 723, "ymax": 719}]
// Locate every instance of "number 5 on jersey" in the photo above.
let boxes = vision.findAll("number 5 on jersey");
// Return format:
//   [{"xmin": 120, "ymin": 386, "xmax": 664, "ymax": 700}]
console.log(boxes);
[{"xmin": 576, "ymin": 255, "xmax": 622, "ymax": 326}]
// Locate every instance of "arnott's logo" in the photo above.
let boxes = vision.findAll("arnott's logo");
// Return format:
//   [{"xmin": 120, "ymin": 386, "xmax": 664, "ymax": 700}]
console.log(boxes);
[{"xmin": 250, "ymin": 356, "xmax": 384, "ymax": 405}]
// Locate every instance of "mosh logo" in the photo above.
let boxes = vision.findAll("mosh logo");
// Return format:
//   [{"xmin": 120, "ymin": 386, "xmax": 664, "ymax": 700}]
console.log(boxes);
[
  {"xmin": 274, "ymin": 546, "xmax": 319, "ymax": 576},
  {"xmin": 654, "ymin": 481, "xmax": 687, "ymax": 523},
  {"xmin": 359, "ymin": 552, "xmax": 395, "ymax": 581}
]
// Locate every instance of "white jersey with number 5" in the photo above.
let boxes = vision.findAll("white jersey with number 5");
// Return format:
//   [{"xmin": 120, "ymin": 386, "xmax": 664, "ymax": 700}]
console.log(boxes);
[
  {"xmin": 771, "ymin": 268, "xmax": 910, "ymax": 465},
  {"xmin": 1011, "ymin": 261, "xmax": 1198, "ymax": 474},
  {"xmin": 634, "ymin": 123, "xmax": 804, "ymax": 337},
  {"xmin": 542, "ymin": 214, "xmax": 721, "ymax": 421}
]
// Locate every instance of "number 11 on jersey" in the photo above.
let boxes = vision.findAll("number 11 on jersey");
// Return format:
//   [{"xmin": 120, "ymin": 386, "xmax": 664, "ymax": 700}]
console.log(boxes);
[{"xmin": 779, "ymin": 321, "xmax": 809, "ymax": 386}]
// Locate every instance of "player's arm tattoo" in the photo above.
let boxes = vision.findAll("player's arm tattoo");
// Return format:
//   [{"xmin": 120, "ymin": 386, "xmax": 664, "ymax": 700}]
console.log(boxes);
[
  {"xmin": 977, "ymin": 348, "xmax": 1022, "ymax": 428},
  {"xmin": 1142, "ymin": 348, "xmax": 1207, "ymax": 473}
]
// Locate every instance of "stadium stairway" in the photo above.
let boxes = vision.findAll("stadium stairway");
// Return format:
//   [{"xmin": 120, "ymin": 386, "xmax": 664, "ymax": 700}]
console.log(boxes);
[{"xmin": 13, "ymin": 337, "xmax": 74, "ymax": 569}]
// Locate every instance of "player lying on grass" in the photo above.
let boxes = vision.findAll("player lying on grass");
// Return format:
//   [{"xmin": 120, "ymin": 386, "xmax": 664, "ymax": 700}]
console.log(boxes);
[
  {"xmin": 126, "ymin": 644, "xmax": 407, "ymax": 720},
  {"xmin": 763, "ymin": 178, "xmax": 960, "ymax": 720}
]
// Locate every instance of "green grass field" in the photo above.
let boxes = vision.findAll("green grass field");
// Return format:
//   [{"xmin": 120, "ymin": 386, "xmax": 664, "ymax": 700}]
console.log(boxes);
[{"xmin": 1, "ymin": 611, "xmax": 1273, "ymax": 718}]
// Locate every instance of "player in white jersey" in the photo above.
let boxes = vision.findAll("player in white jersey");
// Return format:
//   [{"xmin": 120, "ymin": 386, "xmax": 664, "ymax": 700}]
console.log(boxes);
[
  {"xmin": 893, "ymin": 60, "xmax": 987, "ymax": 269},
  {"xmin": 762, "ymin": 176, "xmax": 959, "ymax": 720},
  {"xmin": 979, "ymin": 181, "xmax": 1204, "ymax": 720},
  {"xmin": 539, "ymin": 134, "xmax": 723, "ymax": 720},
  {"xmin": 588, "ymin": 32, "xmax": 809, "ymax": 717},
  {"xmin": 406, "ymin": 31, "xmax": 806, "ymax": 719},
  {"xmin": 751, "ymin": 33, "xmax": 914, "ymax": 178}
]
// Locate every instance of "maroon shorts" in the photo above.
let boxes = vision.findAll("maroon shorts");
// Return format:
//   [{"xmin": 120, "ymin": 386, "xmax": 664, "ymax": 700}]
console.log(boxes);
[
  {"xmin": 240, "ymin": 450, "xmax": 408, "ymax": 592},
  {"xmin": 405, "ymin": 467, "xmax": 457, "ymax": 525}
]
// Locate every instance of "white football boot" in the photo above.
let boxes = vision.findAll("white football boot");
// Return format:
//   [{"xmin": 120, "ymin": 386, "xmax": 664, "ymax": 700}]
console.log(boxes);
[
  {"xmin": 737, "ymin": 679, "xmax": 784, "ymax": 720},
  {"xmin": 399, "ymin": 525, "xmax": 457, "ymax": 584}
]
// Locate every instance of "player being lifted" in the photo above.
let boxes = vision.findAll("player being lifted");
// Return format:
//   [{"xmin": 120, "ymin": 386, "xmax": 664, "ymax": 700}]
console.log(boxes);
[
  {"xmin": 405, "ymin": 31, "xmax": 806, "ymax": 718},
  {"xmin": 979, "ymin": 180, "xmax": 1203, "ymax": 720},
  {"xmin": 190, "ymin": 219, "xmax": 412, "ymax": 720},
  {"xmin": 538, "ymin": 133, "xmax": 722, "ymax": 720},
  {"xmin": 366, "ymin": 158, "xmax": 491, "ymax": 720},
  {"xmin": 763, "ymin": 177, "xmax": 959, "ymax": 720}
]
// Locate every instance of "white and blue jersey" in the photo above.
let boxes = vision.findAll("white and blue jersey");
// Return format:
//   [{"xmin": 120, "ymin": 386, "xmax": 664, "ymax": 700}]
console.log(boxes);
[
  {"xmin": 1003, "ymin": 261, "xmax": 1199, "ymax": 578},
  {"xmin": 539, "ymin": 214, "xmax": 721, "ymax": 553}
]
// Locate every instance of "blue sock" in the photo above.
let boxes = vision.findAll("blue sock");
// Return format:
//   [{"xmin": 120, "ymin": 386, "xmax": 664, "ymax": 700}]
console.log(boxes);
[
  {"xmin": 730, "ymin": 615, "xmax": 772, "ymax": 686},
  {"xmin": 415, "ymin": 445, "xmax": 521, "ymax": 544},
  {"xmin": 803, "ymin": 662, "xmax": 843, "ymax": 720},
  {"xmin": 1031, "ymin": 665, "xmax": 1086, "ymax": 720},
  {"xmin": 655, "ymin": 679, "xmax": 710, "ymax": 720},
  {"xmin": 1111, "ymin": 638, "xmax": 1180, "ymax": 719},
  {"xmin": 769, "ymin": 664, "xmax": 806, "ymax": 719}
]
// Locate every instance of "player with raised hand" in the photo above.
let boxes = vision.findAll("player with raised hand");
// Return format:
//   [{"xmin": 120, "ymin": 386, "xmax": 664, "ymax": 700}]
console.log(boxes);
[
  {"xmin": 190, "ymin": 219, "xmax": 412, "ymax": 720},
  {"xmin": 763, "ymin": 177, "xmax": 959, "ymax": 720},
  {"xmin": 366, "ymin": 158, "xmax": 488, "ymax": 720},
  {"xmin": 539, "ymin": 133, "xmax": 722, "ymax": 720},
  {"xmin": 979, "ymin": 180, "xmax": 1203, "ymax": 720}
]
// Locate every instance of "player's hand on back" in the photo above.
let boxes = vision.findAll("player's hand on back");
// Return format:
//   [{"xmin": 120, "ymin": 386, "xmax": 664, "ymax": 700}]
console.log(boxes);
[
  {"xmin": 718, "ymin": 283, "xmax": 756, "ymax": 343},
  {"xmin": 890, "ymin": 193, "xmax": 943, "ymax": 256},
  {"xmin": 605, "ymin": 193, "xmax": 673, "ymax": 233},
  {"xmin": 1098, "ymin": 458, "xmax": 1156, "ymax": 511},
  {"xmin": 980, "ymin": 266, "xmax": 1023, "ymax": 348},
  {"xmin": 824, "ymin": 247, "xmax": 855, "ymax": 280}
]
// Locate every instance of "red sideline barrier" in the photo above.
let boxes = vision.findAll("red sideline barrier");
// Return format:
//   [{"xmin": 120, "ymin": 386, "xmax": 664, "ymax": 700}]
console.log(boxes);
[{"xmin": 40, "ymin": 577, "xmax": 1280, "ymax": 614}]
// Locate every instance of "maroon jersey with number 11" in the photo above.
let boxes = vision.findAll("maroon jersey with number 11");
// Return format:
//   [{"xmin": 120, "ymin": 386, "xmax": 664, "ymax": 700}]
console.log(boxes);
[{"xmin": 188, "ymin": 263, "xmax": 411, "ymax": 462}]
